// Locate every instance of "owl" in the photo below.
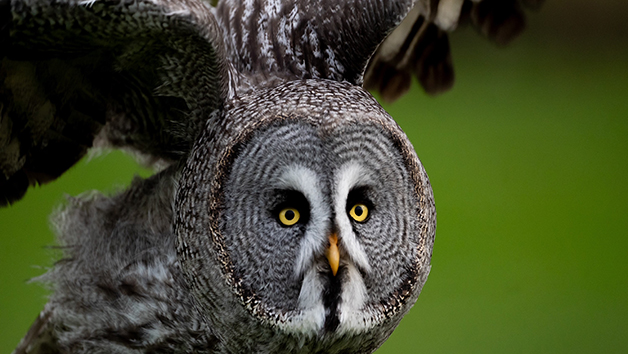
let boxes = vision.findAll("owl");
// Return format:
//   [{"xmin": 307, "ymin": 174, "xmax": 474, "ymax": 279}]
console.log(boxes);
[{"xmin": 1, "ymin": 0, "xmax": 539, "ymax": 353}]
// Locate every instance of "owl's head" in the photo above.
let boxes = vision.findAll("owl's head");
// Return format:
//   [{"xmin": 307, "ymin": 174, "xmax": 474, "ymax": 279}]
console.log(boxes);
[{"xmin": 175, "ymin": 80, "xmax": 435, "ymax": 352}]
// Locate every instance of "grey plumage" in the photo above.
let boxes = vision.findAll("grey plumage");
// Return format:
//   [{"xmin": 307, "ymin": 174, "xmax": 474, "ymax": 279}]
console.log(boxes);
[
  {"xmin": 26, "ymin": 166, "xmax": 215, "ymax": 353},
  {"xmin": 1, "ymin": 0, "xmax": 537, "ymax": 352},
  {"xmin": 1, "ymin": 0, "xmax": 231, "ymax": 204},
  {"xmin": 175, "ymin": 80, "xmax": 435, "ymax": 352}
]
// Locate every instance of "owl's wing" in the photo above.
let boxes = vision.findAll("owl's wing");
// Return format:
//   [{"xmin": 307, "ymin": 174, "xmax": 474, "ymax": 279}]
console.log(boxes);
[
  {"xmin": 213, "ymin": 0, "xmax": 418, "ymax": 86},
  {"xmin": 213, "ymin": 0, "xmax": 540, "ymax": 101},
  {"xmin": 0, "ymin": 0, "xmax": 230, "ymax": 205},
  {"xmin": 364, "ymin": 0, "xmax": 544, "ymax": 102}
]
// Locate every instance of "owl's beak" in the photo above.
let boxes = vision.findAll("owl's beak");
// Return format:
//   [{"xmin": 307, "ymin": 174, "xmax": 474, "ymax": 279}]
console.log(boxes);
[{"xmin": 326, "ymin": 233, "xmax": 340, "ymax": 276}]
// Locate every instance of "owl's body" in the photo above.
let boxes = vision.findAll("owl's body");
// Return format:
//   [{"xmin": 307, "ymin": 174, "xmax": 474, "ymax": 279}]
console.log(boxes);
[
  {"xmin": 1, "ymin": 0, "xmax": 539, "ymax": 352},
  {"xmin": 24, "ymin": 80, "xmax": 433, "ymax": 353}
]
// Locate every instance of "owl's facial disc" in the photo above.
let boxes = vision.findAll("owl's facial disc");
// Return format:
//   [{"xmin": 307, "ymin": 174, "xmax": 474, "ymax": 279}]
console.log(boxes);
[{"xmin": 218, "ymin": 121, "xmax": 425, "ymax": 339}]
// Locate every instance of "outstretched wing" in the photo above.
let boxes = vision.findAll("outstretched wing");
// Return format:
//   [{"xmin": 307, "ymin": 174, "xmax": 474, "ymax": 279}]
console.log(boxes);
[
  {"xmin": 212, "ymin": 0, "xmax": 540, "ymax": 103},
  {"xmin": 364, "ymin": 0, "xmax": 544, "ymax": 102},
  {"xmin": 212, "ymin": 0, "xmax": 417, "ymax": 85},
  {"xmin": 0, "ymin": 0, "xmax": 230, "ymax": 205}
]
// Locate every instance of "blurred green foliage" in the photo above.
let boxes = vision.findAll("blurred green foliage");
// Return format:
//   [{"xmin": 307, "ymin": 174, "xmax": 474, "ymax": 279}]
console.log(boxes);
[{"xmin": 1, "ymin": 1, "xmax": 627, "ymax": 353}]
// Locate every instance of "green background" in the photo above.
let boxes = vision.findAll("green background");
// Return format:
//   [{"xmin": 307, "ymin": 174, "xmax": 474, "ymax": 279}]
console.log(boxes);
[{"xmin": 1, "ymin": 1, "xmax": 627, "ymax": 352}]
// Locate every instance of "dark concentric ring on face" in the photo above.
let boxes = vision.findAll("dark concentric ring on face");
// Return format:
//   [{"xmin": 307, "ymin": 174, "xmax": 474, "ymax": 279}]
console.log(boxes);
[
  {"xmin": 206, "ymin": 115, "xmax": 429, "ymax": 334},
  {"xmin": 221, "ymin": 120, "xmax": 327, "ymax": 313}
]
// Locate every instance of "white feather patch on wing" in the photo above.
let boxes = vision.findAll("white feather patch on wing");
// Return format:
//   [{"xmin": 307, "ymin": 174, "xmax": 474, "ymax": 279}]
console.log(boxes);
[
  {"xmin": 78, "ymin": 0, "xmax": 98, "ymax": 7},
  {"xmin": 434, "ymin": 0, "xmax": 465, "ymax": 31},
  {"xmin": 375, "ymin": 6, "xmax": 421, "ymax": 63}
]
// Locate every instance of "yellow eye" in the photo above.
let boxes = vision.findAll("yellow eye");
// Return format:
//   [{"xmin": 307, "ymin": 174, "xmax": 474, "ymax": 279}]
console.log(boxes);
[
  {"xmin": 349, "ymin": 203, "xmax": 369, "ymax": 222},
  {"xmin": 279, "ymin": 208, "xmax": 300, "ymax": 226}
]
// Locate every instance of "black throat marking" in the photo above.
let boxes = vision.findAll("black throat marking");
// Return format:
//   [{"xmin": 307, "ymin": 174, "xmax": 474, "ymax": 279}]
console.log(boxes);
[{"xmin": 322, "ymin": 267, "xmax": 342, "ymax": 332}]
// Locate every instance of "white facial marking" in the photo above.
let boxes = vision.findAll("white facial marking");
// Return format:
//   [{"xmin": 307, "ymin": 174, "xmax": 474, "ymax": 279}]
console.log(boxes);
[
  {"xmin": 334, "ymin": 163, "xmax": 372, "ymax": 273},
  {"xmin": 274, "ymin": 163, "xmax": 381, "ymax": 334},
  {"xmin": 329, "ymin": 162, "xmax": 378, "ymax": 333},
  {"xmin": 273, "ymin": 165, "xmax": 328, "ymax": 277}
]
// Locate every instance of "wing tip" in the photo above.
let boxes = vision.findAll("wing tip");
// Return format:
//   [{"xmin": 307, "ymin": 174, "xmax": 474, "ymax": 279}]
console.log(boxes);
[
  {"xmin": 471, "ymin": 0, "xmax": 528, "ymax": 46},
  {"xmin": 365, "ymin": 0, "xmax": 543, "ymax": 102}
]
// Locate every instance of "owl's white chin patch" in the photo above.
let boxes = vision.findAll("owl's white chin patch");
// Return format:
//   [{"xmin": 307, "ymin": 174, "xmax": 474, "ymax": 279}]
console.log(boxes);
[
  {"xmin": 280, "ymin": 306, "xmax": 327, "ymax": 337},
  {"xmin": 289, "ymin": 266, "xmax": 326, "ymax": 335},
  {"xmin": 278, "ymin": 260, "xmax": 375, "ymax": 336},
  {"xmin": 337, "ymin": 262, "xmax": 374, "ymax": 334}
]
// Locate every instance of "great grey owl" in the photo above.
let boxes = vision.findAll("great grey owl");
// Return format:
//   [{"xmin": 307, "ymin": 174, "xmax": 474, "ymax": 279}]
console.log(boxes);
[{"xmin": 1, "ymin": 0, "xmax": 540, "ymax": 352}]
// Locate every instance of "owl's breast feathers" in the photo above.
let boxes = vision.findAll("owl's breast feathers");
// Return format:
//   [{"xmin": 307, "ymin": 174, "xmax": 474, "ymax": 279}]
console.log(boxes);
[{"xmin": 14, "ymin": 167, "xmax": 220, "ymax": 353}]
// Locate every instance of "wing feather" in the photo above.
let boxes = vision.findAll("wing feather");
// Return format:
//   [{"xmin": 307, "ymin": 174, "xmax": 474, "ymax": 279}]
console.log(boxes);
[
  {"xmin": 1, "ymin": 0, "xmax": 230, "ymax": 205},
  {"xmin": 212, "ymin": 0, "xmax": 541, "ymax": 104},
  {"xmin": 213, "ymin": 0, "xmax": 417, "ymax": 85},
  {"xmin": 365, "ymin": 0, "xmax": 544, "ymax": 102}
]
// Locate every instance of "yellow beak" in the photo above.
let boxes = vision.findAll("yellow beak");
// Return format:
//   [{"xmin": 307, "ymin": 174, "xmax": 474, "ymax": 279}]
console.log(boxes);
[{"xmin": 326, "ymin": 233, "xmax": 340, "ymax": 276}]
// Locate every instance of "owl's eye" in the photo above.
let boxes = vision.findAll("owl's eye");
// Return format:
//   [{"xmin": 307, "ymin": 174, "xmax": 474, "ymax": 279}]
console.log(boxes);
[
  {"xmin": 273, "ymin": 190, "xmax": 309, "ymax": 226},
  {"xmin": 349, "ymin": 203, "xmax": 369, "ymax": 222},
  {"xmin": 279, "ymin": 208, "xmax": 301, "ymax": 226}
]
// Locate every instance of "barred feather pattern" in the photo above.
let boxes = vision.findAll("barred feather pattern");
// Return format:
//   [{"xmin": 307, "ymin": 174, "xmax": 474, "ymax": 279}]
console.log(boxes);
[
  {"xmin": 174, "ymin": 79, "xmax": 435, "ymax": 353},
  {"xmin": 364, "ymin": 0, "xmax": 544, "ymax": 102},
  {"xmin": 13, "ymin": 80, "xmax": 436, "ymax": 354},
  {"xmin": 212, "ymin": 0, "xmax": 415, "ymax": 86}
]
